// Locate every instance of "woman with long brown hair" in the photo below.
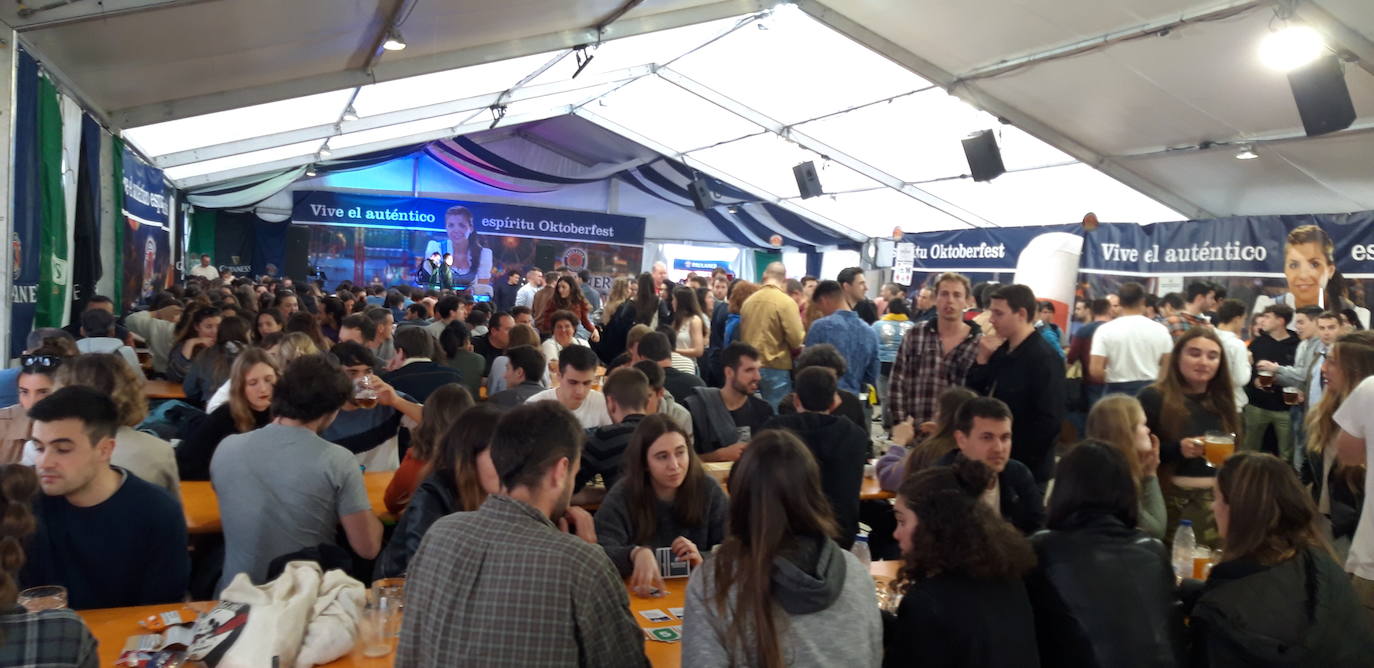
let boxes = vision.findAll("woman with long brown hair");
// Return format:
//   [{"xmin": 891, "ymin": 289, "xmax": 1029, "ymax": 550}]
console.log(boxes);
[
  {"xmin": 683, "ymin": 429, "xmax": 880, "ymax": 668},
  {"xmin": 0, "ymin": 464, "xmax": 98, "ymax": 667},
  {"xmin": 383, "ymin": 384, "xmax": 474, "ymax": 515},
  {"xmin": 595, "ymin": 414, "xmax": 727, "ymax": 592},
  {"xmin": 1086, "ymin": 394, "xmax": 1167, "ymax": 539},
  {"xmin": 886, "ymin": 457, "xmax": 1038, "ymax": 667},
  {"xmin": 1305, "ymin": 331, "xmax": 1374, "ymax": 559},
  {"xmin": 183, "ymin": 315, "xmax": 251, "ymax": 407},
  {"xmin": 670, "ymin": 286, "xmax": 707, "ymax": 375},
  {"xmin": 167, "ymin": 304, "xmax": 221, "ymax": 382},
  {"xmin": 537, "ymin": 276, "xmax": 599, "ymax": 342},
  {"xmin": 374, "ymin": 404, "xmax": 501, "ymax": 579},
  {"xmin": 876, "ymin": 385, "xmax": 977, "ymax": 491},
  {"xmin": 1191, "ymin": 452, "xmax": 1374, "ymax": 664},
  {"xmin": 1138, "ymin": 327, "xmax": 1239, "ymax": 547},
  {"xmin": 178, "ymin": 348, "xmax": 278, "ymax": 480}
]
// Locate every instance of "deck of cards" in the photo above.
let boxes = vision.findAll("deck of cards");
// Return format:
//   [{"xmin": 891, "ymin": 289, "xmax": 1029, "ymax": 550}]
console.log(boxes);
[
  {"xmin": 644, "ymin": 625, "xmax": 683, "ymax": 643},
  {"xmin": 656, "ymin": 546, "xmax": 692, "ymax": 579}
]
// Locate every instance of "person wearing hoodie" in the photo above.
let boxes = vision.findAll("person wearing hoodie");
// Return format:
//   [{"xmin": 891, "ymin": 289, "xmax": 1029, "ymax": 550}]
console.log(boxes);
[
  {"xmin": 885, "ymin": 457, "xmax": 1039, "ymax": 668},
  {"xmin": 683, "ymin": 428, "xmax": 881, "ymax": 667},
  {"xmin": 595, "ymin": 415, "xmax": 728, "ymax": 595},
  {"xmin": 1026, "ymin": 441, "xmax": 1184, "ymax": 668},
  {"xmin": 764, "ymin": 366, "xmax": 870, "ymax": 549},
  {"xmin": 1188, "ymin": 452, "xmax": 1374, "ymax": 667}
]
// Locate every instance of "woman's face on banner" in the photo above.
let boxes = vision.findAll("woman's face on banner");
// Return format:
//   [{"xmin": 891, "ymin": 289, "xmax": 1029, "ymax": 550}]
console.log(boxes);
[
  {"xmin": 1284, "ymin": 241, "xmax": 1333, "ymax": 307},
  {"xmin": 446, "ymin": 213, "xmax": 473, "ymax": 244}
]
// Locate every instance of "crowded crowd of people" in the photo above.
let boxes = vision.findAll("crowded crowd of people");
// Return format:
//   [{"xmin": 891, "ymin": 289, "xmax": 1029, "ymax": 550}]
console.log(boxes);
[{"xmin": 1, "ymin": 254, "xmax": 1373, "ymax": 668}]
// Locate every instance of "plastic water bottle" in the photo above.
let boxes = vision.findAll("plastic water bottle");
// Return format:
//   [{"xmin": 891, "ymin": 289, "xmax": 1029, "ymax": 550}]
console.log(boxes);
[
  {"xmin": 851, "ymin": 534, "xmax": 871, "ymax": 570},
  {"xmin": 1172, "ymin": 520, "xmax": 1196, "ymax": 582}
]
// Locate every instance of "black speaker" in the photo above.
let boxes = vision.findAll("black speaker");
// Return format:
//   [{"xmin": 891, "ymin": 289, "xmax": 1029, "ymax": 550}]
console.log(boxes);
[
  {"xmin": 793, "ymin": 161, "xmax": 823, "ymax": 199},
  {"xmin": 962, "ymin": 129, "xmax": 1006, "ymax": 182},
  {"xmin": 1287, "ymin": 53, "xmax": 1356, "ymax": 137},
  {"xmin": 283, "ymin": 225, "xmax": 311, "ymax": 282},
  {"xmin": 688, "ymin": 176, "xmax": 714, "ymax": 211}
]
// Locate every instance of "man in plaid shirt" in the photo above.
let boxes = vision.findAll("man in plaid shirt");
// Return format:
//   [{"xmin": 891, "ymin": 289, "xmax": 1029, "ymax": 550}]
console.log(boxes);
[
  {"xmin": 888, "ymin": 272, "xmax": 982, "ymax": 427},
  {"xmin": 398, "ymin": 401, "xmax": 648, "ymax": 667},
  {"xmin": 1164, "ymin": 281, "xmax": 1216, "ymax": 340}
]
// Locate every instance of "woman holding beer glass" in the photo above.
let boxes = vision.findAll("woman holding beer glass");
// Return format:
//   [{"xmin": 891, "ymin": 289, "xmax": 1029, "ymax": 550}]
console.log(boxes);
[
  {"xmin": 1137, "ymin": 328, "xmax": 1239, "ymax": 547},
  {"xmin": 1304, "ymin": 331, "xmax": 1374, "ymax": 559}
]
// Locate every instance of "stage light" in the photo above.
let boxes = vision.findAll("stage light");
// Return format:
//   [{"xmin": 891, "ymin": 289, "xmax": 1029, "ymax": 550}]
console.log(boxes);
[
  {"xmin": 1259, "ymin": 25, "xmax": 1324, "ymax": 71},
  {"xmin": 382, "ymin": 28, "xmax": 407, "ymax": 51},
  {"xmin": 342, "ymin": 106, "xmax": 359, "ymax": 122},
  {"xmin": 1234, "ymin": 144, "xmax": 1259, "ymax": 160}
]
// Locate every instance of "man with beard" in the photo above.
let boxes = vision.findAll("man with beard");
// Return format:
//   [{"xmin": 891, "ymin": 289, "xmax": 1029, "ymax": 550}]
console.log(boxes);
[
  {"xmin": 396, "ymin": 401, "xmax": 646, "ymax": 667},
  {"xmin": 684, "ymin": 342, "xmax": 774, "ymax": 463}
]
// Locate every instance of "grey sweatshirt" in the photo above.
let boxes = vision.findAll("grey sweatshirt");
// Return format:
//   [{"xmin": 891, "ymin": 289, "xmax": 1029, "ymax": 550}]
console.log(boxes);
[{"xmin": 682, "ymin": 539, "xmax": 882, "ymax": 667}]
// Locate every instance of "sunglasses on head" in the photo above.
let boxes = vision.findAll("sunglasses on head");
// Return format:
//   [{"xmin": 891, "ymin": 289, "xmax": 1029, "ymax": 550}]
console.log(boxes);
[{"xmin": 21, "ymin": 354, "xmax": 63, "ymax": 370}]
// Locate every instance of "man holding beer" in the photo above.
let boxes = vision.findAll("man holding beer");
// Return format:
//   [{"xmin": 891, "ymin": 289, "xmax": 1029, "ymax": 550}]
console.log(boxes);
[
  {"xmin": 321, "ymin": 342, "xmax": 424, "ymax": 471},
  {"xmin": 1243, "ymin": 305, "xmax": 1299, "ymax": 462}
]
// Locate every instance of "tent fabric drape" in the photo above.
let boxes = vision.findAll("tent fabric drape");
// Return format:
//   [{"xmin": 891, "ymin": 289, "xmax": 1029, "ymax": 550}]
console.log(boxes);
[
  {"xmin": 112, "ymin": 137, "xmax": 127, "ymax": 313},
  {"xmin": 72, "ymin": 114, "xmax": 104, "ymax": 307},
  {"xmin": 183, "ymin": 144, "xmax": 426, "ymax": 209}
]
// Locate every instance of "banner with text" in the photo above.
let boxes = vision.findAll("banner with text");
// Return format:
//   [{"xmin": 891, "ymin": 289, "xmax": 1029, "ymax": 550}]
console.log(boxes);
[
  {"xmin": 120, "ymin": 145, "xmax": 172, "ymax": 311},
  {"xmin": 900, "ymin": 212, "xmax": 1374, "ymax": 327},
  {"xmin": 293, "ymin": 191, "xmax": 645, "ymax": 294}
]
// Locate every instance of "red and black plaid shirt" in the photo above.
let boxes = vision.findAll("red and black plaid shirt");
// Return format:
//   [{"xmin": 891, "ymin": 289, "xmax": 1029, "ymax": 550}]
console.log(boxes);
[
  {"xmin": 888, "ymin": 318, "xmax": 982, "ymax": 425},
  {"xmin": 1164, "ymin": 311, "xmax": 1208, "ymax": 340}
]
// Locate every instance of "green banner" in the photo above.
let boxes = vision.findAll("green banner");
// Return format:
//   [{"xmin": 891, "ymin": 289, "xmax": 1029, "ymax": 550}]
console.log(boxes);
[
  {"xmin": 188, "ymin": 207, "xmax": 216, "ymax": 259},
  {"xmin": 35, "ymin": 75, "xmax": 66, "ymax": 329}
]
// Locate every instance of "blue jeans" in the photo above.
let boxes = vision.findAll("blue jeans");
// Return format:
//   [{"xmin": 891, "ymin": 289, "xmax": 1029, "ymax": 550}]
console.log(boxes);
[
  {"xmin": 1105, "ymin": 380, "xmax": 1152, "ymax": 397},
  {"xmin": 758, "ymin": 368, "xmax": 793, "ymax": 411}
]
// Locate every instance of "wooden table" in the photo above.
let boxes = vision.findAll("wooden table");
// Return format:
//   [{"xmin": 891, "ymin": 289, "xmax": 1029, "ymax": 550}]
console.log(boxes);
[
  {"xmin": 143, "ymin": 379, "xmax": 186, "ymax": 400},
  {"xmin": 77, "ymin": 563, "xmax": 901, "ymax": 667},
  {"xmin": 861, "ymin": 475, "xmax": 895, "ymax": 500},
  {"xmin": 181, "ymin": 471, "xmax": 395, "ymax": 534}
]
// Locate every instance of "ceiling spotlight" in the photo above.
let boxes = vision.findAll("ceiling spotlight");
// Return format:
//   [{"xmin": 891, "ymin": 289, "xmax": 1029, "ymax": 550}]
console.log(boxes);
[
  {"xmin": 727, "ymin": 205, "xmax": 739, "ymax": 214},
  {"xmin": 342, "ymin": 106, "xmax": 359, "ymax": 122},
  {"xmin": 305, "ymin": 165, "xmax": 317, "ymax": 177},
  {"xmin": 319, "ymin": 146, "xmax": 332, "ymax": 158},
  {"xmin": 1259, "ymin": 24, "xmax": 1324, "ymax": 71},
  {"xmin": 1235, "ymin": 144, "xmax": 1259, "ymax": 160},
  {"xmin": 382, "ymin": 27, "xmax": 407, "ymax": 51}
]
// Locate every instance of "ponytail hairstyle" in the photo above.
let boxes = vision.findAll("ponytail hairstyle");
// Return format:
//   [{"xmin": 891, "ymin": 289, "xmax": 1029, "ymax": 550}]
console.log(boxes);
[
  {"xmin": 0, "ymin": 465, "xmax": 39, "ymax": 622},
  {"xmin": 713, "ymin": 430, "xmax": 837, "ymax": 668},
  {"xmin": 895, "ymin": 457, "xmax": 1036, "ymax": 589}
]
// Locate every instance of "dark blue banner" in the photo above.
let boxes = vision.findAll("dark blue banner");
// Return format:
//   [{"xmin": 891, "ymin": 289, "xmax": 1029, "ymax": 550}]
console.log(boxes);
[
  {"xmin": 673, "ymin": 258, "xmax": 731, "ymax": 272},
  {"xmin": 292, "ymin": 190, "xmax": 646, "ymax": 247},
  {"xmin": 121, "ymin": 144, "xmax": 169, "ymax": 226},
  {"xmin": 903, "ymin": 214, "xmax": 1374, "ymax": 278},
  {"xmin": 10, "ymin": 50, "xmax": 41, "ymax": 357}
]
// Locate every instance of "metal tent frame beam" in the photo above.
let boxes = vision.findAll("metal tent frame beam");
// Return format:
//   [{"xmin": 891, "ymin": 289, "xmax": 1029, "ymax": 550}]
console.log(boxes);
[
  {"xmin": 152, "ymin": 64, "xmax": 656, "ymax": 168},
  {"xmin": 1294, "ymin": 0, "xmax": 1374, "ymax": 78},
  {"xmin": 658, "ymin": 68, "xmax": 992, "ymax": 228},
  {"xmin": 796, "ymin": 0, "xmax": 1217, "ymax": 220},
  {"xmin": 110, "ymin": 0, "xmax": 770, "ymax": 129},
  {"xmin": 575, "ymin": 107, "xmax": 866, "ymax": 244},
  {"xmin": 174, "ymin": 107, "xmax": 571, "ymax": 189}
]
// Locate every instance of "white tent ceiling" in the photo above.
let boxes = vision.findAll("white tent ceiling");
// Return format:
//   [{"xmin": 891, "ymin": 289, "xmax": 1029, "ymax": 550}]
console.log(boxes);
[{"xmin": 9, "ymin": 0, "xmax": 1374, "ymax": 238}]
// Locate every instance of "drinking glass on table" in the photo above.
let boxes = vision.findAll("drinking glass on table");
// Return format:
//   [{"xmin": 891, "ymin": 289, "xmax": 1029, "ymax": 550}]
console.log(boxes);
[
  {"xmin": 358, "ymin": 594, "xmax": 394, "ymax": 658},
  {"xmin": 1201, "ymin": 431, "xmax": 1235, "ymax": 468},
  {"xmin": 372, "ymin": 578, "xmax": 405, "ymax": 638},
  {"xmin": 18, "ymin": 585, "xmax": 67, "ymax": 611},
  {"xmin": 353, "ymin": 375, "xmax": 379, "ymax": 409}
]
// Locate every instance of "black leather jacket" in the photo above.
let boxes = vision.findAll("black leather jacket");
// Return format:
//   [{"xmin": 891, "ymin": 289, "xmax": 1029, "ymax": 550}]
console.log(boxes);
[
  {"xmin": 373, "ymin": 472, "xmax": 458, "ymax": 580},
  {"xmin": 1027, "ymin": 511, "xmax": 1185, "ymax": 668}
]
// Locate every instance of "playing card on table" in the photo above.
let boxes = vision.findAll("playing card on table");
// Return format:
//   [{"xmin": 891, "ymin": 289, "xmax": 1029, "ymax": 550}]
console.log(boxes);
[
  {"xmin": 639, "ymin": 608, "xmax": 672, "ymax": 623},
  {"xmin": 644, "ymin": 625, "xmax": 683, "ymax": 643},
  {"xmin": 669, "ymin": 607, "xmax": 685, "ymax": 620}
]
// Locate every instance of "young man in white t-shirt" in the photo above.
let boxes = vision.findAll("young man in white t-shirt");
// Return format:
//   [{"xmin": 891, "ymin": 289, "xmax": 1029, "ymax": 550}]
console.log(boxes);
[
  {"xmin": 526, "ymin": 344, "xmax": 611, "ymax": 429},
  {"xmin": 1334, "ymin": 373, "xmax": 1374, "ymax": 622},
  {"xmin": 1088, "ymin": 282, "xmax": 1173, "ymax": 396}
]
